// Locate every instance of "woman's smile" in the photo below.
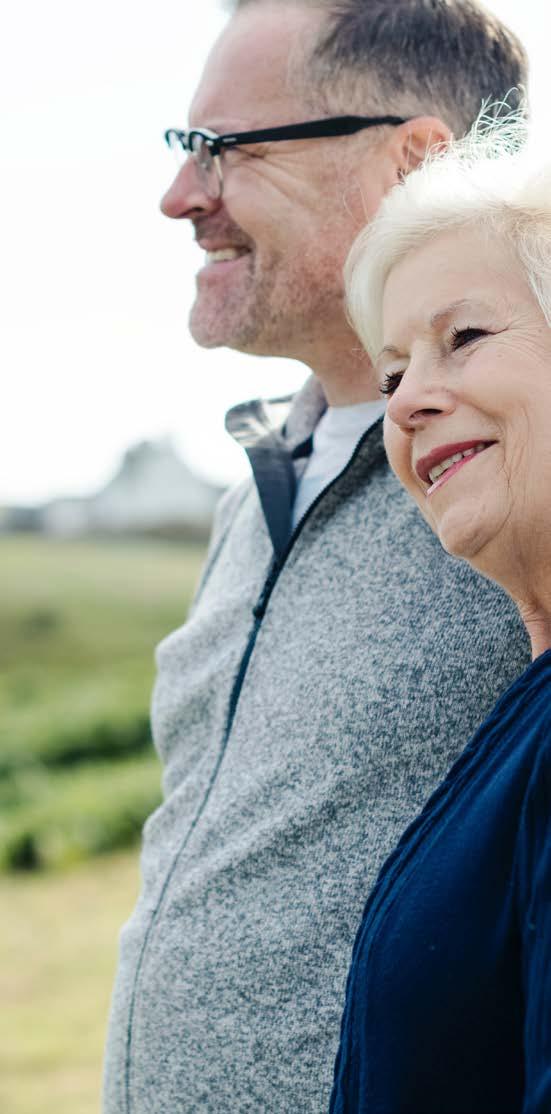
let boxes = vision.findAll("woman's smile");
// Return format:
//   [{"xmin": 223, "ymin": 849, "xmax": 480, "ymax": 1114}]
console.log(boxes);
[
  {"xmin": 377, "ymin": 226, "xmax": 551, "ymax": 580},
  {"xmin": 415, "ymin": 439, "xmax": 496, "ymax": 496}
]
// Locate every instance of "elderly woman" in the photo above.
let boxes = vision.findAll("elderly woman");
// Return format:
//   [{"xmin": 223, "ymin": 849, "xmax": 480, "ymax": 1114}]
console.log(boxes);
[{"xmin": 330, "ymin": 123, "xmax": 551, "ymax": 1114}]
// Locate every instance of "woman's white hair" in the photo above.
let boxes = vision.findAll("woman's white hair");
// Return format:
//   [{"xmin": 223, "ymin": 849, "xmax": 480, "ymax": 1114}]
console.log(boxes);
[{"xmin": 345, "ymin": 109, "xmax": 551, "ymax": 360}]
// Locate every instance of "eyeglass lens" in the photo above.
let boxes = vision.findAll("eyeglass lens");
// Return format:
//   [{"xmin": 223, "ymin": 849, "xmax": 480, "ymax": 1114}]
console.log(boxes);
[{"xmin": 167, "ymin": 133, "xmax": 222, "ymax": 200}]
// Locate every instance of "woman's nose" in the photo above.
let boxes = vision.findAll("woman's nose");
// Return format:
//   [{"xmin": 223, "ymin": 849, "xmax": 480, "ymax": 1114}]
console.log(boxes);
[
  {"xmin": 160, "ymin": 160, "xmax": 221, "ymax": 220},
  {"xmin": 386, "ymin": 369, "xmax": 455, "ymax": 432}
]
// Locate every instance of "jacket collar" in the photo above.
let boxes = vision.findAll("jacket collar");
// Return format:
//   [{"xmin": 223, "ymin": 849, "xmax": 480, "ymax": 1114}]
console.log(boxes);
[
  {"xmin": 225, "ymin": 375, "xmax": 327, "ymax": 453},
  {"xmin": 224, "ymin": 375, "xmax": 385, "ymax": 562}
]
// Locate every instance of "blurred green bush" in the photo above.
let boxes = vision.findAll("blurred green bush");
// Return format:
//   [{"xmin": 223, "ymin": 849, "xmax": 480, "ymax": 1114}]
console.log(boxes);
[
  {"xmin": 0, "ymin": 535, "xmax": 206, "ymax": 871},
  {"xmin": 0, "ymin": 755, "xmax": 162, "ymax": 870}
]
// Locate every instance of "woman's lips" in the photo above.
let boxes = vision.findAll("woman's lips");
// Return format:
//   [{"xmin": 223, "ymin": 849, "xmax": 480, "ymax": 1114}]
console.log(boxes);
[{"xmin": 414, "ymin": 440, "xmax": 496, "ymax": 497}]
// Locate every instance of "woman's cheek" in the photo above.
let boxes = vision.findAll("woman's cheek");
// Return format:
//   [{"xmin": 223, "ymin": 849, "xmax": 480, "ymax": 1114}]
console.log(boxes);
[{"xmin": 384, "ymin": 420, "xmax": 413, "ymax": 491}]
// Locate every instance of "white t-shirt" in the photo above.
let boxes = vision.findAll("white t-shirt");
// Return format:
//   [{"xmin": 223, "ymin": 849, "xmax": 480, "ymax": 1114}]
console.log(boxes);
[{"xmin": 292, "ymin": 400, "xmax": 385, "ymax": 529}]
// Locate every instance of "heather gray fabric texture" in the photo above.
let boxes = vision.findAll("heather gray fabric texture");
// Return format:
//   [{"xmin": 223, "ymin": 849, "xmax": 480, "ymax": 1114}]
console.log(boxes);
[{"xmin": 103, "ymin": 377, "xmax": 531, "ymax": 1114}]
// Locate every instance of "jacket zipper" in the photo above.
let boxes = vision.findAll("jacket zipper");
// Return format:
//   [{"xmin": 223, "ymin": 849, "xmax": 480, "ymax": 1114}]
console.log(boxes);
[
  {"xmin": 222, "ymin": 419, "xmax": 383, "ymax": 747},
  {"xmin": 123, "ymin": 420, "xmax": 383, "ymax": 1111}
]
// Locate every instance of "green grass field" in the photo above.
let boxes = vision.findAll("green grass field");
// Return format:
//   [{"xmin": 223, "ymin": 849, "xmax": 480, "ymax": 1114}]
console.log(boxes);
[
  {"xmin": 0, "ymin": 534, "xmax": 207, "ymax": 1111},
  {"xmin": 0, "ymin": 534, "xmax": 206, "ymax": 870},
  {"xmin": 0, "ymin": 849, "xmax": 140, "ymax": 1114}
]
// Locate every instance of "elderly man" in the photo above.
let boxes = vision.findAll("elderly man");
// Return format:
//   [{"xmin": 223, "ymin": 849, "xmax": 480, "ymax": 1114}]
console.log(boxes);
[{"xmin": 104, "ymin": 2, "xmax": 530, "ymax": 1111}]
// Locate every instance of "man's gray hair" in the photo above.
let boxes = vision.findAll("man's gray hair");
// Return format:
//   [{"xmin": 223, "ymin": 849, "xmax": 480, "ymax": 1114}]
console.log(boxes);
[
  {"xmin": 226, "ymin": 0, "xmax": 528, "ymax": 139},
  {"xmin": 345, "ymin": 113, "xmax": 551, "ymax": 360}
]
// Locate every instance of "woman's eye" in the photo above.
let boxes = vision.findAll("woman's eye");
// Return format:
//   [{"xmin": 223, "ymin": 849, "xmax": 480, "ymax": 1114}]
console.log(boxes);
[
  {"xmin": 450, "ymin": 326, "xmax": 488, "ymax": 350},
  {"xmin": 379, "ymin": 370, "xmax": 404, "ymax": 397}
]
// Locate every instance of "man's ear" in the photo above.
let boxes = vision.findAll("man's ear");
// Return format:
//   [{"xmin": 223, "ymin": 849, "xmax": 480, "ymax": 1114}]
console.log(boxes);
[{"xmin": 390, "ymin": 115, "xmax": 453, "ymax": 179}]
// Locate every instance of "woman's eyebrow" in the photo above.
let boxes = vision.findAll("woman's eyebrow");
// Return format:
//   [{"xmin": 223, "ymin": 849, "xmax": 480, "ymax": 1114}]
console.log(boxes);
[
  {"xmin": 377, "ymin": 298, "xmax": 496, "ymax": 364},
  {"xmin": 376, "ymin": 344, "xmax": 403, "ymax": 363},
  {"xmin": 428, "ymin": 298, "xmax": 494, "ymax": 330},
  {"xmin": 378, "ymin": 301, "xmax": 481, "ymax": 360}
]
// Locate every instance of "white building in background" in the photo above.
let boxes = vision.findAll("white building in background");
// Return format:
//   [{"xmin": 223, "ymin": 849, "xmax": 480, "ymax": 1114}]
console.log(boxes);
[
  {"xmin": 10, "ymin": 440, "xmax": 224, "ymax": 539},
  {"xmin": 90, "ymin": 440, "xmax": 222, "ymax": 533}
]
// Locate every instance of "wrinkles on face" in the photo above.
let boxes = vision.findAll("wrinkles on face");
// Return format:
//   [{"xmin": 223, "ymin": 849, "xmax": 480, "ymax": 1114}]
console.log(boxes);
[
  {"xmin": 379, "ymin": 228, "xmax": 551, "ymax": 607},
  {"xmin": 172, "ymin": 4, "xmax": 393, "ymax": 375}
]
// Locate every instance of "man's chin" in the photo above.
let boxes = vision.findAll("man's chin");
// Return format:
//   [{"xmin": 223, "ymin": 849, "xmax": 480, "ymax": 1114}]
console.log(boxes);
[
  {"xmin": 188, "ymin": 328, "xmax": 225, "ymax": 350},
  {"xmin": 188, "ymin": 305, "xmax": 230, "ymax": 349},
  {"xmin": 188, "ymin": 303, "xmax": 262, "ymax": 353}
]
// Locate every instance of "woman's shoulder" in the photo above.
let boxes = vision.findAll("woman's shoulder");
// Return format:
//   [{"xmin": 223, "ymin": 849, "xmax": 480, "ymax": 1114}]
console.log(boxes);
[
  {"xmin": 512, "ymin": 683, "xmax": 551, "ymax": 914},
  {"xmin": 480, "ymin": 647, "xmax": 551, "ymax": 750}
]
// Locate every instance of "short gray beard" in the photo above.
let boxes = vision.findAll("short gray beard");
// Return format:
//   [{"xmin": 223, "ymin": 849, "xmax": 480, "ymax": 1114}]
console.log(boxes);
[
  {"xmin": 188, "ymin": 250, "xmax": 282, "ymax": 352},
  {"xmin": 189, "ymin": 240, "xmax": 346, "ymax": 360}
]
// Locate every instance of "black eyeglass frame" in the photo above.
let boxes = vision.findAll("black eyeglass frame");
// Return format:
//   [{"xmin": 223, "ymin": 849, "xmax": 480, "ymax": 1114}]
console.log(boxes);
[{"xmin": 164, "ymin": 114, "xmax": 409, "ymax": 159}]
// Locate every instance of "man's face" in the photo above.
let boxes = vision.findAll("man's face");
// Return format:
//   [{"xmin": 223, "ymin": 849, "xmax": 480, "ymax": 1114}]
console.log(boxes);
[{"xmin": 160, "ymin": 3, "xmax": 394, "ymax": 365}]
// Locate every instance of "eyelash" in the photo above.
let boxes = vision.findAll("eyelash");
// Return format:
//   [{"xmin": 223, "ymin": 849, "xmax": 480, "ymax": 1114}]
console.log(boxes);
[
  {"xmin": 450, "ymin": 325, "xmax": 488, "ymax": 349},
  {"xmin": 379, "ymin": 326, "xmax": 490, "ymax": 397},
  {"xmin": 379, "ymin": 371, "xmax": 403, "ymax": 396}
]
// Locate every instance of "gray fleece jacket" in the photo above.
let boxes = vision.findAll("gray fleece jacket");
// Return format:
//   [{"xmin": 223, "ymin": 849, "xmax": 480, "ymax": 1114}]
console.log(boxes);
[{"xmin": 103, "ymin": 376, "xmax": 530, "ymax": 1114}]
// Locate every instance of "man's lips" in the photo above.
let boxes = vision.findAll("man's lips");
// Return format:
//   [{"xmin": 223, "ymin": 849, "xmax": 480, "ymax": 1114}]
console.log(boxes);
[
  {"xmin": 196, "ymin": 243, "xmax": 252, "ymax": 277},
  {"xmin": 194, "ymin": 221, "xmax": 253, "ymax": 272},
  {"xmin": 198, "ymin": 242, "xmax": 250, "ymax": 252},
  {"xmin": 196, "ymin": 236, "xmax": 252, "ymax": 255},
  {"xmin": 415, "ymin": 439, "xmax": 497, "ymax": 496}
]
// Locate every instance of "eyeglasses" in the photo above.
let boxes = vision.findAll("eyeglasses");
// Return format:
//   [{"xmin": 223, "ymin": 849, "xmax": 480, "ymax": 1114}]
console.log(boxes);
[{"xmin": 164, "ymin": 114, "xmax": 408, "ymax": 200}]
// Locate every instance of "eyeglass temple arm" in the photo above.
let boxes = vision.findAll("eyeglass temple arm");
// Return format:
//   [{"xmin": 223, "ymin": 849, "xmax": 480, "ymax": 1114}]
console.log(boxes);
[
  {"xmin": 164, "ymin": 115, "xmax": 408, "ymax": 155},
  {"xmin": 214, "ymin": 115, "xmax": 407, "ymax": 150}
]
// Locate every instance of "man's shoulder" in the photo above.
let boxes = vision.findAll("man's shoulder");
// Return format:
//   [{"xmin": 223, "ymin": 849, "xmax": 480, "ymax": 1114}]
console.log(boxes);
[{"xmin": 209, "ymin": 475, "xmax": 255, "ymax": 547}]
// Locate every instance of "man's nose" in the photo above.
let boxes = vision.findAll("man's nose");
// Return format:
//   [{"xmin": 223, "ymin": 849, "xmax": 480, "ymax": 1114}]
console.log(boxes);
[{"xmin": 160, "ymin": 160, "xmax": 221, "ymax": 220}]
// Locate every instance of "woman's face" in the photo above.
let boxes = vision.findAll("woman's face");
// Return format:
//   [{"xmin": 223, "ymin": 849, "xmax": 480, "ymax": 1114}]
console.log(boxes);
[{"xmin": 379, "ymin": 227, "xmax": 551, "ymax": 588}]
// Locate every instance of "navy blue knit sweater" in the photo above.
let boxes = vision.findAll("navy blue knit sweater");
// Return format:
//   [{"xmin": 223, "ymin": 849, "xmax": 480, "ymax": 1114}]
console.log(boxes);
[{"xmin": 331, "ymin": 649, "xmax": 551, "ymax": 1114}]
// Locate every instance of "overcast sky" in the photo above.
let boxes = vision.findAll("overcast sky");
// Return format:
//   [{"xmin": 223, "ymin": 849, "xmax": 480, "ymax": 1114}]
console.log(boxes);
[{"xmin": 2, "ymin": 0, "xmax": 549, "ymax": 504}]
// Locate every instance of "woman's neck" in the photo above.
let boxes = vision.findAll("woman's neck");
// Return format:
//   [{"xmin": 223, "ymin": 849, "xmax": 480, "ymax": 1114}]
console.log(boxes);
[
  {"xmin": 474, "ymin": 538, "xmax": 551, "ymax": 661},
  {"xmin": 516, "ymin": 602, "xmax": 551, "ymax": 661}
]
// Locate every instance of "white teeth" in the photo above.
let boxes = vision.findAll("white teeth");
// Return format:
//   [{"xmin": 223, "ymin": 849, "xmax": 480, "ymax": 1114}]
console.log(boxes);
[
  {"xmin": 429, "ymin": 461, "xmax": 446, "ymax": 481},
  {"xmin": 427, "ymin": 443, "xmax": 488, "ymax": 485},
  {"xmin": 206, "ymin": 248, "xmax": 242, "ymax": 263}
]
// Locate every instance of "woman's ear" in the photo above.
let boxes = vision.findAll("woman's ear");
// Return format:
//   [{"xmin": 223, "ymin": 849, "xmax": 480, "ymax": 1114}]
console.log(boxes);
[{"xmin": 392, "ymin": 115, "xmax": 453, "ymax": 179}]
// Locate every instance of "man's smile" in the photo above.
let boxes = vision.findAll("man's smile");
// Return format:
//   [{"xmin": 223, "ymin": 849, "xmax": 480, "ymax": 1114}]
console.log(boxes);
[{"xmin": 197, "ymin": 245, "xmax": 253, "ymax": 281}]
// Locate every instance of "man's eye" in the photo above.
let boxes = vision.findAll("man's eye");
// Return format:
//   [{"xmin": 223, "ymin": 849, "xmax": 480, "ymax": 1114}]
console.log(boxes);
[
  {"xmin": 379, "ymin": 371, "xmax": 404, "ymax": 396},
  {"xmin": 225, "ymin": 145, "xmax": 265, "ymax": 165},
  {"xmin": 450, "ymin": 326, "xmax": 488, "ymax": 350}
]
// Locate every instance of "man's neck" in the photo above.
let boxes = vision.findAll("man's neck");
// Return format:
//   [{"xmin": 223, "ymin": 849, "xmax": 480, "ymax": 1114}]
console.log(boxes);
[
  {"xmin": 301, "ymin": 329, "xmax": 381, "ymax": 406},
  {"xmin": 318, "ymin": 370, "xmax": 382, "ymax": 406}
]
